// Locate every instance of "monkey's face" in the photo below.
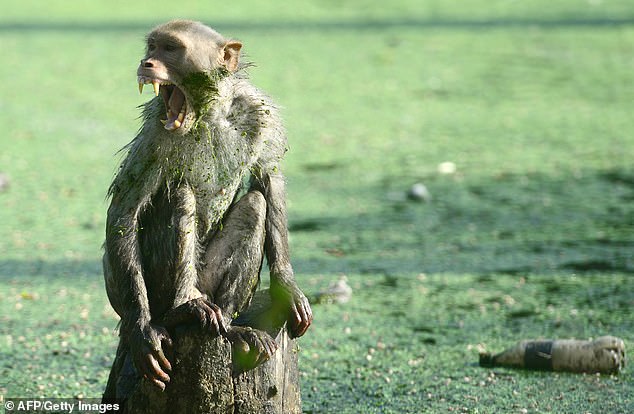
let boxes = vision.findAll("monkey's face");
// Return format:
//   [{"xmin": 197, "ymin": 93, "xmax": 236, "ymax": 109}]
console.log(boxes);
[{"xmin": 137, "ymin": 20, "xmax": 242, "ymax": 134}]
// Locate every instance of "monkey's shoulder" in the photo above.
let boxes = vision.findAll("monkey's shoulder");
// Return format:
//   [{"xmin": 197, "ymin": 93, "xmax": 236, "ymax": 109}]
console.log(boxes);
[{"xmin": 215, "ymin": 79, "xmax": 282, "ymax": 125}]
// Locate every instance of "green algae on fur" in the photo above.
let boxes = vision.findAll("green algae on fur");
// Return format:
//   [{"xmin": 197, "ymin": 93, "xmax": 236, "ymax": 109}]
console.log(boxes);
[{"xmin": 181, "ymin": 68, "xmax": 228, "ymax": 122}]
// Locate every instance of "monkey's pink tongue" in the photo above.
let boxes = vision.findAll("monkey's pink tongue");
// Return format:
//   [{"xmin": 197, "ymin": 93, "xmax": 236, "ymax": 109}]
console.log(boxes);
[{"xmin": 164, "ymin": 87, "xmax": 186, "ymax": 130}]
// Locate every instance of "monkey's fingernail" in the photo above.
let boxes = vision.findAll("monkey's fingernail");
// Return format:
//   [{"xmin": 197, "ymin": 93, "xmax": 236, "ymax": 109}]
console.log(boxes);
[
  {"xmin": 152, "ymin": 81, "xmax": 160, "ymax": 96},
  {"xmin": 160, "ymin": 119, "xmax": 167, "ymax": 125},
  {"xmin": 138, "ymin": 83, "xmax": 144, "ymax": 95}
]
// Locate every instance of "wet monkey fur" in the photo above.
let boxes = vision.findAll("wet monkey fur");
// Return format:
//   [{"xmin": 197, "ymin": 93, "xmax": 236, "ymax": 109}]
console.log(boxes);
[{"xmin": 102, "ymin": 20, "xmax": 312, "ymax": 395}]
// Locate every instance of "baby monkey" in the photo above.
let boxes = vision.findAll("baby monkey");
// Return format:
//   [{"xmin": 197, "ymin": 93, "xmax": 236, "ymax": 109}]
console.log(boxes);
[{"xmin": 102, "ymin": 20, "xmax": 312, "ymax": 395}]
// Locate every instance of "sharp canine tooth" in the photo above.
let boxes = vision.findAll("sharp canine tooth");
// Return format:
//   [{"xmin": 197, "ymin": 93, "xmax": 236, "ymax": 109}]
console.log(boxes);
[
  {"xmin": 138, "ymin": 83, "xmax": 144, "ymax": 94},
  {"xmin": 152, "ymin": 81, "xmax": 160, "ymax": 96}
]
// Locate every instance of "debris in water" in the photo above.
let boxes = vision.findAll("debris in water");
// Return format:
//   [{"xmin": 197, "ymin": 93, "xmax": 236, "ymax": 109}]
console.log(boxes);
[{"xmin": 479, "ymin": 336, "xmax": 625, "ymax": 374}]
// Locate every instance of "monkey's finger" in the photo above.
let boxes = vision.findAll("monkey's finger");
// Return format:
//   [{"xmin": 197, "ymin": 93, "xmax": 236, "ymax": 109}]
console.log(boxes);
[
  {"xmin": 258, "ymin": 336, "xmax": 278, "ymax": 365},
  {"xmin": 296, "ymin": 300, "xmax": 310, "ymax": 324},
  {"xmin": 243, "ymin": 330, "xmax": 264, "ymax": 354},
  {"xmin": 209, "ymin": 314, "xmax": 222, "ymax": 336},
  {"xmin": 161, "ymin": 335, "xmax": 174, "ymax": 351},
  {"xmin": 209, "ymin": 303, "xmax": 228, "ymax": 334},
  {"xmin": 303, "ymin": 297, "xmax": 314, "ymax": 321},
  {"xmin": 298, "ymin": 321, "xmax": 310, "ymax": 337},
  {"xmin": 157, "ymin": 328, "xmax": 173, "ymax": 348},
  {"xmin": 252, "ymin": 341, "xmax": 269, "ymax": 366},
  {"xmin": 262, "ymin": 337, "xmax": 278, "ymax": 359},
  {"xmin": 196, "ymin": 300, "xmax": 211, "ymax": 328},
  {"xmin": 292, "ymin": 323, "xmax": 307, "ymax": 338},
  {"xmin": 288, "ymin": 303, "xmax": 305, "ymax": 337},
  {"xmin": 297, "ymin": 299, "xmax": 313, "ymax": 336},
  {"xmin": 155, "ymin": 348, "xmax": 172, "ymax": 373},
  {"xmin": 188, "ymin": 304, "xmax": 206, "ymax": 329},
  {"xmin": 256, "ymin": 349, "xmax": 271, "ymax": 366},
  {"xmin": 204, "ymin": 304, "xmax": 222, "ymax": 335},
  {"xmin": 200, "ymin": 302, "xmax": 224, "ymax": 336},
  {"xmin": 145, "ymin": 374, "xmax": 167, "ymax": 392},
  {"xmin": 137, "ymin": 354, "xmax": 168, "ymax": 391},
  {"xmin": 296, "ymin": 321, "xmax": 309, "ymax": 337},
  {"xmin": 157, "ymin": 329, "xmax": 174, "ymax": 361},
  {"xmin": 290, "ymin": 302, "xmax": 302, "ymax": 325},
  {"xmin": 217, "ymin": 317, "xmax": 228, "ymax": 335},
  {"xmin": 258, "ymin": 336, "xmax": 272, "ymax": 358},
  {"xmin": 147, "ymin": 354, "xmax": 171, "ymax": 383},
  {"xmin": 196, "ymin": 301, "xmax": 215, "ymax": 330},
  {"xmin": 252, "ymin": 341, "xmax": 266, "ymax": 362}
]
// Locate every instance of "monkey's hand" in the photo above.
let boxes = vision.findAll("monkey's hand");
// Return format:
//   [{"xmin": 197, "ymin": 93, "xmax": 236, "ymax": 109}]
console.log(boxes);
[
  {"xmin": 160, "ymin": 297, "xmax": 228, "ymax": 336},
  {"xmin": 225, "ymin": 326, "xmax": 278, "ymax": 370},
  {"xmin": 129, "ymin": 323, "xmax": 173, "ymax": 391},
  {"xmin": 288, "ymin": 289, "xmax": 312, "ymax": 338},
  {"xmin": 271, "ymin": 281, "xmax": 313, "ymax": 338}
]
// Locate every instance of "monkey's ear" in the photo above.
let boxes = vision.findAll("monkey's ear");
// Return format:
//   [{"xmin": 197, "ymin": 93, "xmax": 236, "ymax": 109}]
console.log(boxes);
[{"xmin": 221, "ymin": 41, "xmax": 242, "ymax": 72}]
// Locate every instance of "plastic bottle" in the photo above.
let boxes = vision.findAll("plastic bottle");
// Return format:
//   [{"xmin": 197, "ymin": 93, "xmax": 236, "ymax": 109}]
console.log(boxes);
[{"xmin": 479, "ymin": 336, "xmax": 625, "ymax": 374}]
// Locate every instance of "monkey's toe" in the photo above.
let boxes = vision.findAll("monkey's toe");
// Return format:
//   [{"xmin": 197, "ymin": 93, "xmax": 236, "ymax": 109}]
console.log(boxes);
[{"xmin": 228, "ymin": 327, "xmax": 278, "ymax": 370}]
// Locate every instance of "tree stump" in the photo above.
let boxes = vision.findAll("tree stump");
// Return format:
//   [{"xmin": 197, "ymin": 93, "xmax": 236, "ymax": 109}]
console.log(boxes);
[{"xmin": 104, "ymin": 290, "xmax": 303, "ymax": 414}]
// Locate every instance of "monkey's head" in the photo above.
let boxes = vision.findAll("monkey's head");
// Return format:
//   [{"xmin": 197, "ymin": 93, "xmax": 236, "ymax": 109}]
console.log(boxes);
[{"xmin": 137, "ymin": 20, "xmax": 242, "ymax": 133}]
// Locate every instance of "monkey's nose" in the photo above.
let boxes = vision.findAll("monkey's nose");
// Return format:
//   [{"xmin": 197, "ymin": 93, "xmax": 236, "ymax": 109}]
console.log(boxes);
[{"xmin": 142, "ymin": 59, "xmax": 154, "ymax": 68}]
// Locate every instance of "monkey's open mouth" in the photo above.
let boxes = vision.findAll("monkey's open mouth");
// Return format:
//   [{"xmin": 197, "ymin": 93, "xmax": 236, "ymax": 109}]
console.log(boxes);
[{"xmin": 138, "ymin": 77, "xmax": 188, "ymax": 131}]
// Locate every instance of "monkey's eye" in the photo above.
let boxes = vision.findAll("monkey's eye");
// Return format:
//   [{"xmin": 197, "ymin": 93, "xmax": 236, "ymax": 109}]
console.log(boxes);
[
  {"xmin": 147, "ymin": 43, "xmax": 156, "ymax": 52},
  {"xmin": 163, "ymin": 43, "xmax": 180, "ymax": 52}
]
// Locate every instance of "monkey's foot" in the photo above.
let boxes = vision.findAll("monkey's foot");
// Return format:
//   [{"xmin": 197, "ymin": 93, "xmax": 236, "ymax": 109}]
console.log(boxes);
[{"xmin": 226, "ymin": 326, "xmax": 278, "ymax": 370}]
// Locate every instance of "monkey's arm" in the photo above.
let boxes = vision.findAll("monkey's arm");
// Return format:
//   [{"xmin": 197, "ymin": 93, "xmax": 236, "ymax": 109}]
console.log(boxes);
[
  {"xmin": 104, "ymin": 193, "xmax": 173, "ymax": 390},
  {"xmin": 253, "ymin": 172, "xmax": 313, "ymax": 337},
  {"xmin": 104, "ymin": 194, "xmax": 151, "ymax": 330}
]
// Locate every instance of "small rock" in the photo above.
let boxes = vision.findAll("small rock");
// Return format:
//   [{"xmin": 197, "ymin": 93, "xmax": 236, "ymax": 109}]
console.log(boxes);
[
  {"xmin": 314, "ymin": 276, "xmax": 352, "ymax": 304},
  {"xmin": 0, "ymin": 173, "xmax": 9, "ymax": 192},
  {"xmin": 407, "ymin": 183, "xmax": 431, "ymax": 202},
  {"xmin": 437, "ymin": 162, "xmax": 456, "ymax": 175}
]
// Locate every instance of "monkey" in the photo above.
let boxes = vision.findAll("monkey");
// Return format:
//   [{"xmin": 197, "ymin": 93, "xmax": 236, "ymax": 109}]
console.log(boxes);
[{"xmin": 102, "ymin": 20, "xmax": 312, "ymax": 397}]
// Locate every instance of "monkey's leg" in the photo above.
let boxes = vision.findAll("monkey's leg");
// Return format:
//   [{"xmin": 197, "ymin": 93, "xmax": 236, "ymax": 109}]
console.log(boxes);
[
  {"xmin": 155, "ymin": 184, "xmax": 228, "ymax": 337},
  {"xmin": 200, "ymin": 191, "xmax": 266, "ymax": 317},
  {"xmin": 199, "ymin": 191, "xmax": 278, "ymax": 367}
]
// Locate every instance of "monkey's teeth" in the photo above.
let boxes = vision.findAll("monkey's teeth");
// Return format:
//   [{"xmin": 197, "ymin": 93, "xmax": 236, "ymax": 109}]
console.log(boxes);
[
  {"xmin": 164, "ymin": 119, "xmax": 181, "ymax": 131},
  {"xmin": 138, "ymin": 83, "xmax": 144, "ymax": 94},
  {"xmin": 164, "ymin": 117, "xmax": 181, "ymax": 131},
  {"xmin": 152, "ymin": 81, "xmax": 160, "ymax": 96}
]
